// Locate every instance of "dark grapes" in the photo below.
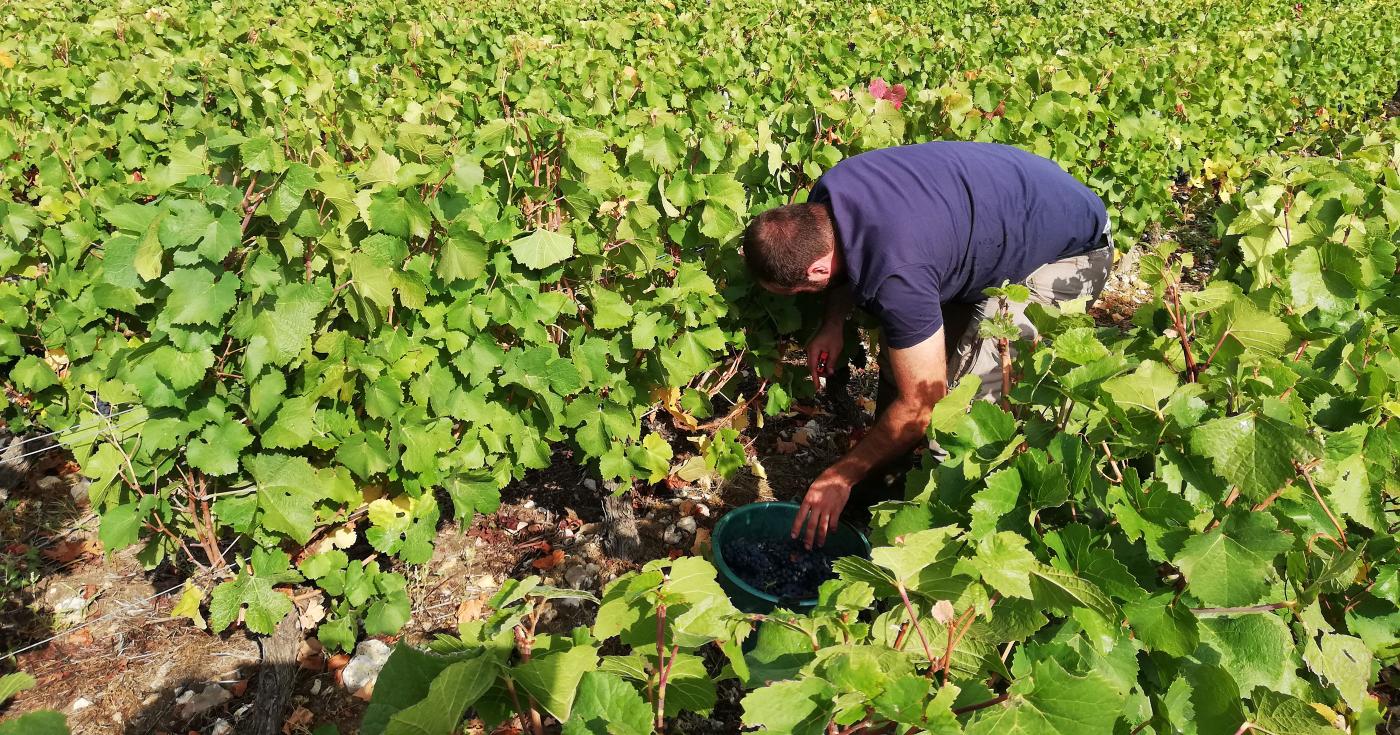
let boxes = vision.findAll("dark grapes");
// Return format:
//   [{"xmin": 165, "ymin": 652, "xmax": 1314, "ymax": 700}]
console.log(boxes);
[{"xmin": 722, "ymin": 537, "xmax": 838, "ymax": 602}]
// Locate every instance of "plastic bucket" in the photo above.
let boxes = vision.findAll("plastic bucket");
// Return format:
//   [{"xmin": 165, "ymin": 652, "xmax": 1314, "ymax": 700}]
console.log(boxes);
[{"xmin": 710, "ymin": 501, "xmax": 872, "ymax": 614}]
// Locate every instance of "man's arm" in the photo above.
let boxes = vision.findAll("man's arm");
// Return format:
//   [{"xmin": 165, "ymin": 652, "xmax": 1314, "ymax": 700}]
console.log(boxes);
[{"xmin": 791, "ymin": 328, "xmax": 948, "ymax": 547}]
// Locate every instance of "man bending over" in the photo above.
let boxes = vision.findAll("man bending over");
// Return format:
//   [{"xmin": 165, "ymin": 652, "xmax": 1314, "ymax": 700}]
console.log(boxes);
[{"xmin": 742, "ymin": 141, "xmax": 1112, "ymax": 548}]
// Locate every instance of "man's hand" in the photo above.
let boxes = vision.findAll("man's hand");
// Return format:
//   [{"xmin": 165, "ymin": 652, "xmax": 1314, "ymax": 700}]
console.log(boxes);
[
  {"xmin": 791, "ymin": 467, "xmax": 853, "ymax": 549},
  {"xmin": 806, "ymin": 324, "xmax": 844, "ymax": 391}
]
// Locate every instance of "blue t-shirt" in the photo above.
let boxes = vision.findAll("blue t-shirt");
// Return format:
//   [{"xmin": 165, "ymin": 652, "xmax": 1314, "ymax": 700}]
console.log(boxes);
[{"xmin": 808, "ymin": 142, "xmax": 1108, "ymax": 348}]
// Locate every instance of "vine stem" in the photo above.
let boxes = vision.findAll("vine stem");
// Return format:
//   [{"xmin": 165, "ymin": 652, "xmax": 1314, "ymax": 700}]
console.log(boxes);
[
  {"xmin": 951, "ymin": 692, "xmax": 1010, "ymax": 715},
  {"xmin": 655, "ymin": 601, "xmax": 670, "ymax": 733},
  {"xmin": 1191, "ymin": 601, "xmax": 1296, "ymax": 617},
  {"xmin": 1296, "ymin": 461, "xmax": 1348, "ymax": 548},
  {"xmin": 895, "ymin": 582, "xmax": 937, "ymax": 678},
  {"xmin": 1170, "ymin": 290, "xmax": 1199, "ymax": 381}
]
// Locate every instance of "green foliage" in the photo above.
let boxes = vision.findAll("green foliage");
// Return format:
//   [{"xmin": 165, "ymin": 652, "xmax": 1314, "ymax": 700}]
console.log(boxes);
[{"xmin": 1, "ymin": 0, "xmax": 1398, "ymax": 727}]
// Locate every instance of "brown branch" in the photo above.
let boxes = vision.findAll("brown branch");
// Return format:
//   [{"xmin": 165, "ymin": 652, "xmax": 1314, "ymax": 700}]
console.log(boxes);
[
  {"xmin": 951, "ymin": 692, "xmax": 1010, "ymax": 715},
  {"xmin": 1190, "ymin": 600, "xmax": 1297, "ymax": 617}
]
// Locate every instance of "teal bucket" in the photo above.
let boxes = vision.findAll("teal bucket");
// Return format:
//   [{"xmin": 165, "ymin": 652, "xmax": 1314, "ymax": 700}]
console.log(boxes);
[{"xmin": 710, "ymin": 501, "xmax": 872, "ymax": 614}]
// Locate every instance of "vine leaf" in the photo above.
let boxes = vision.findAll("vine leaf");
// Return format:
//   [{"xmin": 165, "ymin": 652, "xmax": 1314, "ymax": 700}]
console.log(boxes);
[
  {"xmin": 964, "ymin": 659, "xmax": 1126, "ymax": 734},
  {"xmin": 210, "ymin": 567, "xmax": 292, "ymax": 634},
  {"xmin": 244, "ymin": 453, "xmax": 326, "ymax": 545},
  {"xmin": 564, "ymin": 671, "xmax": 652, "ymax": 735},
  {"xmin": 1174, "ymin": 511, "xmax": 1292, "ymax": 607},
  {"xmin": 1188, "ymin": 412, "xmax": 1318, "ymax": 501},
  {"xmin": 510, "ymin": 228, "xmax": 574, "ymax": 269}
]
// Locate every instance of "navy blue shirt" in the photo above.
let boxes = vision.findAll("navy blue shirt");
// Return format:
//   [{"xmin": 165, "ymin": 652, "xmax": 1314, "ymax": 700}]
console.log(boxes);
[{"xmin": 808, "ymin": 142, "xmax": 1108, "ymax": 348}]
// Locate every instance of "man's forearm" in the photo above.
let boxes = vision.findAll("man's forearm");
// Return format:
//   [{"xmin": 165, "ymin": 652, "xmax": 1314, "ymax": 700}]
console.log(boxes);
[{"xmin": 829, "ymin": 395, "xmax": 939, "ymax": 482}]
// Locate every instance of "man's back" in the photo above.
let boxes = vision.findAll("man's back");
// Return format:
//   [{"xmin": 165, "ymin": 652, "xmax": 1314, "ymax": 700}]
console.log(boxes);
[{"xmin": 809, "ymin": 142, "xmax": 1108, "ymax": 348}]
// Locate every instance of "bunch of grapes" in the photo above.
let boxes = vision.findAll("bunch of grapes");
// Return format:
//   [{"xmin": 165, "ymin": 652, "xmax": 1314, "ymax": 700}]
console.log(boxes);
[{"xmin": 723, "ymin": 537, "xmax": 839, "ymax": 601}]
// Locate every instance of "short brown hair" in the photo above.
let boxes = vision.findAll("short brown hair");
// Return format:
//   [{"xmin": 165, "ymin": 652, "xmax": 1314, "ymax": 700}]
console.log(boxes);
[{"xmin": 741, "ymin": 203, "xmax": 836, "ymax": 288}]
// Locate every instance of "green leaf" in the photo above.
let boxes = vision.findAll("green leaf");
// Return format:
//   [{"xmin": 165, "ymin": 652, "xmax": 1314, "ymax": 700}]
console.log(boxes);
[
  {"xmin": 186, "ymin": 416, "xmax": 254, "ymax": 476},
  {"xmin": 10, "ymin": 355, "xmax": 58, "ymax": 392},
  {"xmin": 0, "ymin": 672, "xmax": 36, "ymax": 705},
  {"xmin": 1302, "ymin": 633, "xmax": 1371, "ymax": 711},
  {"xmin": 366, "ymin": 495, "xmax": 440, "ymax": 564},
  {"xmin": 563, "ymin": 671, "xmax": 651, "ymax": 735},
  {"xmin": 0, "ymin": 711, "xmax": 69, "ymax": 735},
  {"xmin": 968, "ymin": 531, "xmax": 1037, "ymax": 599},
  {"xmin": 510, "ymin": 229, "xmax": 574, "ymax": 269},
  {"xmin": 1189, "ymin": 412, "xmax": 1319, "ymax": 502},
  {"xmin": 1199, "ymin": 613, "xmax": 1297, "ymax": 694},
  {"xmin": 210, "ymin": 567, "xmax": 293, "ymax": 634},
  {"xmin": 1174, "ymin": 511, "xmax": 1292, "ymax": 607},
  {"xmin": 171, "ymin": 581, "xmax": 207, "ymax": 629},
  {"xmin": 1124, "ymin": 593, "xmax": 1199, "ymax": 657},
  {"xmin": 589, "ymin": 287, "xmax": 633, "ymax": 330},
  {"xmin": 1027, "ymin": 564, "xmax": 1119, "ymax": 626},
  {"xmin": 383, "ymin": 653, "xmax": 497, "ymax": 735},
  {"xmin": 244, "ymin": 453, "xmax": 326, "ymax": 545},
  {"xmin": 1210, "ymin": 298, "xmax": 1290, "ymax": 356},
  {"xmin": 870, "ymin": 526, "xmax": 961, "ymax": 583},
  {"xmin": 1250, "ymin": 689, "xmax": 1343, "ymax": 735},
  {"xmin": 965, "ymin": 658, "xmax": 1126, "ymax": 734},
  {"xmin": 1100, "ymin": 360, "xmax": 1179, "ymax": 416},
  {"xmin": 512, "ymin": 644, "xmax": 598, "ymax": 721},
  {"xmin": 741, "ymin": 677, "xmax": 834, "ymax": 735},
  {"xmin": 362, "ymin": 645, "xmax": 458, "ymax": 735},
  {"xmin": 98, "ymin": 501, "xmax": 144, "ymax": 550},
  {"xmin": 436, "ymin": 230, "xmax": 486, "ymax": 283}
]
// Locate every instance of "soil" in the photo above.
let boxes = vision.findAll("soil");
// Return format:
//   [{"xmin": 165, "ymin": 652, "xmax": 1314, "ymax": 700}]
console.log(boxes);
[{"xmin": 2, "ymin": 206, "xmax": 1394, "ymax": 734}]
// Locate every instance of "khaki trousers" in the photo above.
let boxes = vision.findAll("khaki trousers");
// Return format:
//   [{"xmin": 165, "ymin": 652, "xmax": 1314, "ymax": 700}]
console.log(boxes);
[{"xmin": 875, "ymin": 241, "xmax": 1114, "ymax": 410}]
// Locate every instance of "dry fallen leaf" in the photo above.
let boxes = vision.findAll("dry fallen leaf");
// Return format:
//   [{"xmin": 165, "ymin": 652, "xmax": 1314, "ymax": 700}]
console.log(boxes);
[
  {"xmin": 296, "ymin": 593, "xmax": 327, "ymax": 629},
  {"xmin": 42, "ymin": 539, "xmax": 100, "ymax": 565},
  {"xmin": 230, "ymin": 679, "xmax": 249, "ymax": 698},
  {"xmin": 532, "ymin": 549, "xmax": 565, "ymax": 571},
  {"xmin": 298, "ymin": 638, "xmax": 326, "ymax": 671},
  {"xmin": 792, "ymin": 428, "xmax": 812, "ymax": 447},
  {"xmin": 775, "ymin": 439, "xmax": 798, "ymax": 454},
  {"xmin": 690, "ymin": 528, "xmax": 712, "ymax": 556},
  {"xmin": 352, "ymin": 683, "xmax": 374, "ymax": 701},
  {"xmin": 282, "ymin": 705, "xmax": 314, "ymax": 733},
  {"xmin": 326, "ymin": 652, "xmax": 350, "ymax": 673},
  {"xmin": 456, "ymin": 596, "xmax": 486, "ymax": 627},
  {"xmin": 65, "ymin": 628, "xmax": 94, "ymax": 648}
]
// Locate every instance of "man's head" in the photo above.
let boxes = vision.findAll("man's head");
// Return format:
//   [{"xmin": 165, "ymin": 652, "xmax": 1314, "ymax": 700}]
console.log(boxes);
[{"xmin": 742, "ymin": 203, "xmax": 840, "ymax": 294}]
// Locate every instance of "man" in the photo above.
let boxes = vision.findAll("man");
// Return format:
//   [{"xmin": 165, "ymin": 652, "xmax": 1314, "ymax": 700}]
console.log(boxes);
[{"xmin": 742, "ymin": 141, "xmax": 1113, "ymax": 548}]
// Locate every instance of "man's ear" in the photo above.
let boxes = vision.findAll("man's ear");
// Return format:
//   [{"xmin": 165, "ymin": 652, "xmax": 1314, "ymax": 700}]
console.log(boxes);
[{"xmin": 806, "ymin": 250, "xmax": 836, "ymax": 279}]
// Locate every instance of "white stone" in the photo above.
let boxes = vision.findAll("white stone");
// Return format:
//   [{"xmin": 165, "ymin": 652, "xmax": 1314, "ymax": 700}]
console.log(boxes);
[
  {"xmin": 176, "ymin": 684, "xmax": 231, "ymax": 720},
  {"xmin": 35, "ymin": 475, "xmax": 64, "ymax": 494},
  {"xmin": 341, "ymin": 639, "xmax": 393, "ymax": 693},
  {"xmin": 662, "ymin": 524, "xmax": 685, "ymax": 546},
  {"xmin": 583, "ymin": 478, "xmax": 597, "ymax": 491},
  {"xmin": 53, "ymin": 595, "xmax": 86, "ymax": 626},
  {"xmin": 70, "ymin": 697, "xmax": 94, "ymax": 712},
  {"xmin": 563, "ymin": 563, "xmax": 594, "ymax": 590},
  {"xmin": 310, "ymin": 679, "xmax": 322, "ymax": 696},
  {"xmin": 676, "ymin": 516, "xmax": 698, "ymax": 534},
  {"xmin": 210, "ymin": 719, "xmax": 234, "ymax": 735}
]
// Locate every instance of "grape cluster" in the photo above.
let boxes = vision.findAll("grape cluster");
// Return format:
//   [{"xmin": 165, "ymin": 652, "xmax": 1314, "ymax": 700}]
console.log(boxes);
[{"xmin": 723, "ymin": 537, "xmax": 838, "ymax": 602}]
